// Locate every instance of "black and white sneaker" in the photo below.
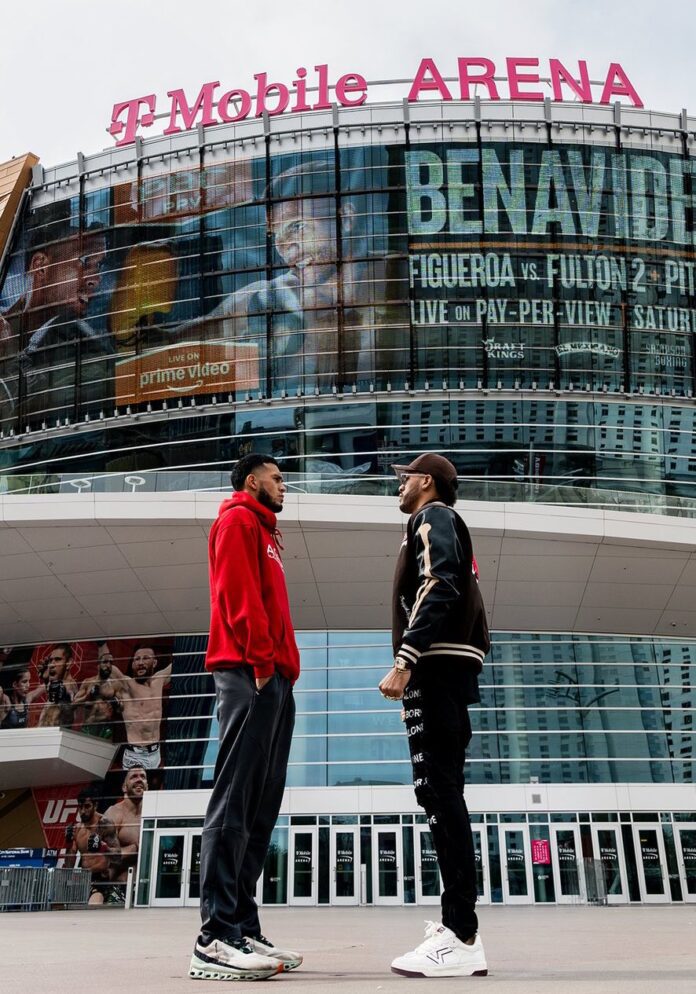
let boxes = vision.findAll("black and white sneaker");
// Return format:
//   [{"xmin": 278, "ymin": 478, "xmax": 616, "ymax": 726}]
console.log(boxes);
[
  {"xmin": 189, "ymin": 935, "xmax": 283, "ymax": 981},
  {"xmin": 244, "ymin": 934, "xmax": 303, "ymax": 972}
]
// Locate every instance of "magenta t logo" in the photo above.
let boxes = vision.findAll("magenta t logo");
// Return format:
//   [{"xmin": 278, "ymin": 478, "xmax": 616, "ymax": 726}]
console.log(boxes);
[{"xmin": 109, "ymin": 95, "xmax": 158, "ymax": 146}]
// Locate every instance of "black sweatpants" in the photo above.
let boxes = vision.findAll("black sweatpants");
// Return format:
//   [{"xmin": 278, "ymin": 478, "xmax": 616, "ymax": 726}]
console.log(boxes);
[
  {"xmin": 402, "ymin": 657, "xmax": 479, "ymax": 941},
  {"xmin": 199, "ymin": 667, "xmax": 295, "ymax": 942}
]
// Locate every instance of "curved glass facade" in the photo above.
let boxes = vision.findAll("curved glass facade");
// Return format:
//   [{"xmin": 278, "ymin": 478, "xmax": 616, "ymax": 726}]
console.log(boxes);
[
  {"xmin": 3, "ymin": 630, "xmax": 693, "ymax": 906},
  {"xmin": 3, "ymin": 631, "xmax": 692, "ymax": 788},
  {"xmin": 3, "ymin": 122, "xmax": 696, "ymax": 504},
  {"xmin": 3, "ymin": 138, "xmax": 696, "ymax": 417},
  {"xmin": 195, "ymin": 631, "xmax": 696, "ymax": 789},
  {"xmin": 4, "ymin": 397, "xmax": 696, "ymax": 508}
]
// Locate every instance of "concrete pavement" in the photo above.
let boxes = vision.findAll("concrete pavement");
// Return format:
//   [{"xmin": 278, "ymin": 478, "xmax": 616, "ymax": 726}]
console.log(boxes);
[{"xmin": 2, "ymin": 904, "xmax": 695, "ymax": 993}]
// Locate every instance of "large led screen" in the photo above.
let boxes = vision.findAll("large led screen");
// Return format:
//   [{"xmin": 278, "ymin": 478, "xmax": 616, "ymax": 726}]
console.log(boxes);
[{"xmin": 1, "ymin": 139, "xmax": 695, "ymax": 431}]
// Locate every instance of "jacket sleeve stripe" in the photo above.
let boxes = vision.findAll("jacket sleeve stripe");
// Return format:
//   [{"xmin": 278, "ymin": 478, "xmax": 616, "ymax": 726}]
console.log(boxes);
[
  {"xmin": 421, "ymin": 643, "xmax": 486, "ymax": 660},
  {"xmin": 406, "ymin": 520, "xmax": 439, "ymax": 630},
  {"xmin": 408, "ymin": 576, "xmax": 437, "ymax": 629},
  {"xmin": 398, "ymin": 644, "xmax": 421, "ymax": 663}
]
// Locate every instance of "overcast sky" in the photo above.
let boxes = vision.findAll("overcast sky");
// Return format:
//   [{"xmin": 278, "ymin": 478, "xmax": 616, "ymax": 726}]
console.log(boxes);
[{"xmin": 1, "ymin": 0, "xmax": 694, "ymax": 167}]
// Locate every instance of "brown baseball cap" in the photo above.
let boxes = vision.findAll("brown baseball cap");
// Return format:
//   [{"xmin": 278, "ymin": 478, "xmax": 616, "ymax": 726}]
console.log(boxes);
[{"xmin": 392, "ymin": 453, "xmax": 458, "ymax": 491}]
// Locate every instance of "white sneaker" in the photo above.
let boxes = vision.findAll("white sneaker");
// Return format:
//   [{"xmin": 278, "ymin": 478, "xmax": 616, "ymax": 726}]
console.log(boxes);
[
  {"xmin": 244, "ymin": 934, "xmax": 303, "ymax": 972},
  {"xmin": 189, "ymin": 935, "xmax": 283, "ymax": 981},
  {"xmin": 391, "ymin": 921, "xmax": 488, "ymax": 978}
]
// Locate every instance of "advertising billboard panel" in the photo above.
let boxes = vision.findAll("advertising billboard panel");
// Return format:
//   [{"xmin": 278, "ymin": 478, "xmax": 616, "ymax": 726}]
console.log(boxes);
[{"xmin": 1, "ymin": 138, "xmax": 695, "ymax": 432}]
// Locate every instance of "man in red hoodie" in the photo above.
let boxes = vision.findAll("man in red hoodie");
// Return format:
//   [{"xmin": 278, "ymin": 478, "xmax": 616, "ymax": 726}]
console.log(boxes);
[{"xmin": 190, "ymin": 453, "xmax": 302, "ymax": 982}]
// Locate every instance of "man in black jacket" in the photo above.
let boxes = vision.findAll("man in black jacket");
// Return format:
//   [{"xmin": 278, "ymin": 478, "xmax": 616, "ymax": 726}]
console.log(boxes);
[{"xmin": 379, "ymin": 452, "xmax": 490, "ymax": 979}]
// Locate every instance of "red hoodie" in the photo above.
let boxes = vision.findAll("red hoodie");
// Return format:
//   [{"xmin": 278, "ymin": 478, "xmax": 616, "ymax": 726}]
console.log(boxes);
[{"xmin": 205, "ymin": 491, "xmax": 300, "ymax": 683}]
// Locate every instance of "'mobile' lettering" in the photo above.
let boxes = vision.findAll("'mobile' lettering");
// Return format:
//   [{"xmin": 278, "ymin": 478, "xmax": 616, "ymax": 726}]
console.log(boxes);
[
  {"xmin": 109, "ymin": 65, "xmax": 367, "ymax": 145},
  {"xmin": 108, "ymin": 57, "xmax": 644, "ymax": 147}
]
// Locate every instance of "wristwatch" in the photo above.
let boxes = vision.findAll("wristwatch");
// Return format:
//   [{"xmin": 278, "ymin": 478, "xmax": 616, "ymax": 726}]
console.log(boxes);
[{"xmin": 393, "ymin": 657, "xmax": 409, "ymax": 672}]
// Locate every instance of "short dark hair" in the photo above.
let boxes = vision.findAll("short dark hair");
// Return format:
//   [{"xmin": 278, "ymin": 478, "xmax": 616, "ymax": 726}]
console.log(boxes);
[
  {"xmin": 122, "ymin": 765, "xmax": 147, "ymax": 786},
  {"xmin": 53, "ymin": 643, "xmax": 73, "ymax": 661},
  {"xmin": 127, "ymin": 644, "xmax": 157, "ymax": 677},
  {"xmin": 0, "ymin": 665, "xmax": 30, "ymax": 694},
  {"xmin": 231, "ymin": 453, "xmax": 279, "ymax": 491},
  {"xmin": 77, "ymin": 783, "xmax": 101, "ymax": 805},
  {"xmin": 436, "ymin": 477, "xmax": 458, "ymax": 507},
  {"xmin": 130, "ymin": 644, "xmax": 156, "ymax": 659}
]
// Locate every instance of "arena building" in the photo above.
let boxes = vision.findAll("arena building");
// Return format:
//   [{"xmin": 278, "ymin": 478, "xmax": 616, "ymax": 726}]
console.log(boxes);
[{"xmin": 0, "ymin": 73, "xmax": 695, "ymax": 909}]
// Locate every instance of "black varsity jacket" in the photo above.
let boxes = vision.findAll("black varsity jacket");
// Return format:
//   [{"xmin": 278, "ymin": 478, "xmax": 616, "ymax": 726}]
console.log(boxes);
[{"xmin": 391, "ymin": 500, "xmax": 490, "ymax": 672}]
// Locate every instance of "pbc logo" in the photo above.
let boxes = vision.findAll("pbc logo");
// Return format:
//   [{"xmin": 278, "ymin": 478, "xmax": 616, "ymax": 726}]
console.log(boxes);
[{"xmin": 266, "ymin": 543, "xmax": 284, "ymax": 571}]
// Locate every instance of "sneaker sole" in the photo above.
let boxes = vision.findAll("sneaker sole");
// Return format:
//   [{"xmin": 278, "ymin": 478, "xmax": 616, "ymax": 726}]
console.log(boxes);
[
  {"xmin": 276, "ymin": 958, "xmax": 302, "ymax": 972},
  {"xmin": 391, "ymin": 966, "xmax": 488, "ymax": 978},
  {"xmin": 189, "ymin": 955, "xmax": 282, "ymax": 981}
]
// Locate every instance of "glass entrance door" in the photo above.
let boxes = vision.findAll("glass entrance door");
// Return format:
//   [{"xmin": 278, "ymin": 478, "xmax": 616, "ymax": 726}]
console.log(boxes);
[
  {"xmin": 185, "ymin": 833, "xmax": 202, "ymax": 907},
  {"xmin": 591, "ymin": 826, "xmax": 629, "ymax": 905},
  {"xmin": 550, "ymin": 827, "xmax": 585, "ymax": 904},
  {"xmin": 632, "ymin": 825, "xmax": 669, "ymax": 904},
  {"xmin": 330, "ymin": 827, "xmax": 359, "ymax": 905},
  {"xmin": 414, "ymin": 825, "xmax": 441, "ymax": 905},
  {"xmin": 151, "ymin": 831, "xmax": 187, "ymax": 907},
  {"xmin": 373, "ymin": 827, "xmax": 403, "ymax": 905},
  {"xmin": 472, "ymin": 828, "xmax": 490, "ymax": 905},
  {"xmin": 288, "ymin": 827, "xmax": 317, "ymax": 905},
  {"xmin": 500, "ymin": 827, "xmax": 533, "ymax": 904},
  {"xmin": 675, "ymin": 826, "xmax": 696, "ymax": 903},
  {"xmin": 150, "ymin": 831, "xmax": 202, "ymax": 907}
]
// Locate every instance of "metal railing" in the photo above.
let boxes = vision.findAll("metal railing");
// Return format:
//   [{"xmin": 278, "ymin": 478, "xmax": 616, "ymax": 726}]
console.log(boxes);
[
  {"xmin": 0, "ymin": 867, "xmax": 92, "ymax": 912},
  {"xmin": 2, "ymin": 470, "xmax": 696, "ymax": 519}
]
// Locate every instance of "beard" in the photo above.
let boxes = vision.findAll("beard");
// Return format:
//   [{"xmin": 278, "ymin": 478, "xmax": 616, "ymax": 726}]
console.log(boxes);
[
  {"xmin": 257, "ymin": 484, "xmax": 283, "ymax": 514},
  {"xmin": 398, "ymin": 493, "xmax": 416, "ymax": 514}
]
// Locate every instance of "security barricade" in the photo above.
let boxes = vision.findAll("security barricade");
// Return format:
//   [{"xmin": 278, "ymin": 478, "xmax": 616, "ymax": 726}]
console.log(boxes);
[
  {"xmin": 50, "ymin": 868, "xmax": 92, "ymax": 906},
  {"xmin": 0, "ymin": 867, "xmax": 92, "ymax": 911},
  {"xmin": 0, "ymin": 867, "xmax": 51, "ymax": 911}
]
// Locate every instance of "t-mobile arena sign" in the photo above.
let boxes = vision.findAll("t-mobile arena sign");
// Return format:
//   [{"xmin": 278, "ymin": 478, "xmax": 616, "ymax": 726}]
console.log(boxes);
[{"xmin": 108, "ymin": 58, "xmax": 644, "ymax": 147}]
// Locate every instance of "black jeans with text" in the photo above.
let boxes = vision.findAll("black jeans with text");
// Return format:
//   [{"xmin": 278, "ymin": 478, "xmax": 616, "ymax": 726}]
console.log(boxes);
[
  {"xmin": 402, "ymin": 657, "xmax": 479, "ymax": 941},
  {"xmin": 199, "ymin": 667, "xmax": 295, "ymax": 942}
]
